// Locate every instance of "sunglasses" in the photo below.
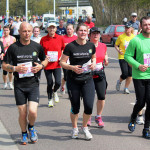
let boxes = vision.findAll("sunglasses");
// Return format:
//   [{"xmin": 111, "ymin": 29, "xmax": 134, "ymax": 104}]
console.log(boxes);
[{"xmin": 132, "ymin": 16, "xmax": 137, "ymax": 18}]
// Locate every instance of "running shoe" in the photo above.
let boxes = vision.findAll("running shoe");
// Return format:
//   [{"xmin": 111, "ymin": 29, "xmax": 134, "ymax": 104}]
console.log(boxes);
[
  {"xmin": 71, "ymin": 128, "xmax": 79, "ymax": 139},
  {"xmin": 21, "ymin": 133, "xmax": 28, "ymax": 145},
  {"xmin": 9, "ymin": 82, "xmax": 14, "ymax": 90},
  {"xmin": 136, "ymin": 115, "xmax": 144, "ymax": 125},
  {"xmin": 95, "ymin": 116, "xmax": 104, "ymax": 128},
  {"xmin": 81, "ymin": 127, "xmax": 93, "ymax": 140},
  {"xmin": 53, "ymin": 92, "xmax": 59, "ymax": 103},
  {"xmin": 3, "ymin": 83, "xmax": 7, "ymax": 89},
  {"xmin": 142, "ymin": 128, "xmax": 150, "ymax": 139},
  {"xmin": 60, "ymin": 86, "xmax": 65, "ymax": 94},
  {"xmin": 124, "ymin": 88, "xmax": 130, "ymax": 94},
  {"xmin": 128, "ymin": 120, "xmax": 136, "ymax": 132},
  {"xmin": 87, "ymin": 117, "xmax": 91, "ymax": 126},
  {"xmin": 28, "ymin": 127, "xmax": 38, "ymax": 143},
  {"xmin": 116, "ymin": 80, "xmax": 121, "ymax": 91},
  {"xmin": 48, "ymin": 99, "xmax": 54, "ymax": 107}
]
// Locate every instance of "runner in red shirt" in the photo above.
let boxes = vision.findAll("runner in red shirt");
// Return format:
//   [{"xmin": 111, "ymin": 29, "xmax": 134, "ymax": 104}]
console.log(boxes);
[
  {"xmin": 60, "ymin": 24, "xmax": 77, "ymax": 94},
  {"xmin": 40, "ymin": 22, "xmax": 65, "ymax": 107},
  {"xmin": 88, "ymin": 27, "xmax": 108, "ymax": 127},
  {"xmin": 84, "ymin": 16, "xmax": 95, "ymax": 29}
]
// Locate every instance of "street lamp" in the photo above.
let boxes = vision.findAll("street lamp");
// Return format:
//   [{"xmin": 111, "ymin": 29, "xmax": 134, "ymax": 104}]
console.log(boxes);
[
  {"xmin": 54, "ymin": 0, "xmax": 55, "ymax": 17},
  {"xmin": 77, "ymin": 0, "xmax": 79, "ymax": 20},
  {"xmin": 6, "ymin": 0, "xmax": 9, "ymax": 22},
  {"xmin": 25, "ymin": 0, "xmax": 28, "ymax": 22}
]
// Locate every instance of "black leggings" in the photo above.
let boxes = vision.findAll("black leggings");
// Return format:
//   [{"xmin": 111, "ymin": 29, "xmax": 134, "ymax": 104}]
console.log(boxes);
[
  {"xmin": 3, "ymin": 70, "xmax": 13, "ymax": 75},
  {"xmin": 44, "ymin": 68, "xmax": 61, "ymax": 99},
  {"xmin": 131, "ymin": 79, "xmax": 150, "ymax": 129},
  {"xmin": 67, "ymin": 77, "xmax": 95, "ymax": 115},
  {"xmin": 62, "ymin": 68, "xmax": 67, "ymax": 81},
  {"xmin": 119, "ymin": 59, "xmax": 132, "ymax": 80},
  {"xmin": 94, "ymin": 76, "xmax": 107, "ymax": 100}
]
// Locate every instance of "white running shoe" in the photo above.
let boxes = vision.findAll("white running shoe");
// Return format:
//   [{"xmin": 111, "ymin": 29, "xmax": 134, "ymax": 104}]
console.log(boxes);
[
  {"xmin": 81, "ymin": 127, "xmax": 93, "ymax": 140},
  {"xmin": 3, "ymin": 83, "xmax": 7, "ymax": 89},
  {"xmin": 9, "ymin": 82, "xmax": 14, "ymax": 90},
  {"xmin": 116, "ymin": 80, "xmax": 121, "ymax": 91},
  {"xmin": 136, "ymin": 115, "xmax": 144, "ymax": 125},
  {"xmin": 124, "ymin": 88, "xmax": 130, "ymax": 94},
  {"xmin": 48, "ymin": 99, "xmax": 54, "ymax": 107},
  {"xmin": 53, "ymin": 92, "xmax": 59, "ymax": 103},
  {"xmin": 71, "ymin": 128, "xmax": 79, "ymax": 139}
]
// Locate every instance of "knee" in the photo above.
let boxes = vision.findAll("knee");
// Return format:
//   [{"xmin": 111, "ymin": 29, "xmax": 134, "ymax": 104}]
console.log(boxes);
[
  {"xmin": 84, "ymin": 107, "xmax": 93, "ymax": 115},
  {"xmin": 29, "ymin": 109, "xmax": 37, "ymax": 118},
  {"xmin": 121, "ymin": 74, "xmax": 128, "ymax": 80},
  {"xmin": 55, "ymin": 81, "xmax": 61, "ymax": 87},
  {"xmin": 71, "ymin": 107, "xmax": 80, "ymax": 115}
]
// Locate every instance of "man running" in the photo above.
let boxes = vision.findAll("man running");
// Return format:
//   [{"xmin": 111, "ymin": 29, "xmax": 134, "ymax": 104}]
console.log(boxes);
[
  {"xmin": 124, "ymin": 16, "xmax": 150, "ymax": 139},
  {"xmin": 2, "ymin": 22, "xmax": 48, "ymax": 144}
]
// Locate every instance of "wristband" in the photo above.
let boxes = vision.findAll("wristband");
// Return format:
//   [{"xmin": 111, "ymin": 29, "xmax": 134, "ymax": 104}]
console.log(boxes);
[
  {"xmin": 13, "ymin": 66, "xmax": 15, "ymax": 72},
  {"xmin": 41, "ymin": 64, "xmax": 45, "ymax": 69}
]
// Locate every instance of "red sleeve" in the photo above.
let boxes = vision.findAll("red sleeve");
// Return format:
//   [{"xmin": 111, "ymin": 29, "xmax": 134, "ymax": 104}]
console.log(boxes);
[{"xmin": 61, "ymin": 36, "xmax": 65, "ymax": 51}]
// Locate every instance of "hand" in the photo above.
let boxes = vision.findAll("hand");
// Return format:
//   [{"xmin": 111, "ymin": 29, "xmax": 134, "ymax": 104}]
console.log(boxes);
[
  {"xmin": 105, "ymin": 60, "xmax": 109, "ymax": 66},
  {"xmin": 72, "ymin": 65, "xmax": 83, "ymax": 74},
  {"xmin": 89, "ymin": 63, "xmax": 96, "ymax": 71},
  {"xmin": 138, "ymin": 64, "xmax": 148, "ymax": 72},
  {"xmin": 119, "ymin": 50, "xmax": 123, "ymax": 55},
  {"xmin": 16, "ymin": 64, "xmax": 28, "ymax": 74},
  {"xmin": 31, "ymin": 62, "xmax": 42, "ymax": 73}
]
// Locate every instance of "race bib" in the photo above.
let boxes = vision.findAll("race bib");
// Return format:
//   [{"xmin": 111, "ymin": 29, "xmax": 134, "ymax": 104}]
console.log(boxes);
[
  {"xmin": 17, "ymin": 62, "xmax": 34, "ymax": 78},
  {"xmin": 47, "ymin": 51, "xmax": 58, "ymax": 62},
  {"xmin": 82, "ymin": 60, "xmax": 91, "ymax": 73},
  {"xmin": 94, "ymin": 62, "xmax": 103, "ymax": 71},
  {"xmin": 143, "ymin": 53, "xmax": 150, "ymax": 66}
]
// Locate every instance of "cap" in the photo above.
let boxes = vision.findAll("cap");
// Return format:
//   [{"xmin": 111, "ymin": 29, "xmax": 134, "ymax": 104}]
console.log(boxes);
[
  {"xmin": 125, "ymin": 22, "xmax": 132, "ymax": 28},
  {"xmin": 123, "ymin": 18, "xmax": 127, "ymax": 22},
  {"xmin": 131, "ymin": 12, "xmax": 137, "ymax": 16},
  {"xmin": 47, "ymin": 22, "xmax": 57, "ymax": 27},
  {"xmin": 90, "ymin": 27, "xmax": 100, "ymax": 34}
]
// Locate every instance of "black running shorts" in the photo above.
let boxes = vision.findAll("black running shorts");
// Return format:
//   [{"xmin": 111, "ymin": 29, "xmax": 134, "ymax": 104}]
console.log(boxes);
[{"xmin": 14, "ymin": 86, "xmax": 39, "ymax": 105}]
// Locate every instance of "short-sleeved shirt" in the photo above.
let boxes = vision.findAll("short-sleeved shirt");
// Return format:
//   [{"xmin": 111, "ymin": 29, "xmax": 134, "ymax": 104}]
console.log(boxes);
[
  {"xmin": 56, "ymin": 26, "xmax": 66, "ymax": 35},
  {"xmin": 40, "ymin": 33, "xmax": 65, "ymax": 70},
  {"xmin": 115, "ymin": 33, "xmax": 135, "ymax": 59},
  {"xmin": 84, "ymin": 21, "xmax": 95, "ymax": 29},
  {"xmin": 4, "ymin": 40, "xmax": 46, "ymax": 87},
  {"xmin": 63, "ymin": 40, "xmax": 95, "ymax": 77},
  {"xmin": 13, "ymin": 21, "xmax": 22, "ymax": 35}
]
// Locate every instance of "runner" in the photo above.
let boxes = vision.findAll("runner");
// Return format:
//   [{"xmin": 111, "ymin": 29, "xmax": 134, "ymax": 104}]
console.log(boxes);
[
  {"xmin": 56, "ymin": 19, "xmax": 66, "ymax": 36},
  {"xmin": 60, "ymin": 24, "xmax": 77, "ymax": 94},
  {"xmin": 30, "ymin": 17, "xmax": 39, "ymax": 28},
  {"xmin": 0, "ymin": 41, "xmax": 4, "ymax": 69},
  {"xmin": 0, "ymin": 25, "xmax": 16, "ymax": 89},
  {"xmin": 115, "ymin": 23, "xmax": 135, "ymax": 94},
  {"xmin": 87, "ymin": 27, "xmax": 108, "ymax": 127},
  {"xmin": 31, "ymin": 26, "xmax": 41, "ymax": 43},
  {"xmin": 2, "ymin": 22, "xmax": 48, "ymax": 144},
  {"xmin": 60, "ymin": 23, "xmax": 96, "ymax": 140},
  {"xmin": 40, "ymin": 22, "xmax": 65, "ymax": 107},
  {"xmin": 124, "ymin": 16, "xmax": 150, "ymax": 139}
]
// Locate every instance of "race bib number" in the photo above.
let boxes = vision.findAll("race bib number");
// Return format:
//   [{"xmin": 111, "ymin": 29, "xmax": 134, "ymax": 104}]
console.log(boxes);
[
  {"xmin": 143, "ymin": 53, "xmax": 150, "ymax": 66},
  {"xmin": 94, "ymin": 62, "xmax": 103, "ymax": 71},
  {"xmin": 82, "ymin": 60, "xmax": 91, "ymax": 73},
  {"xmin": 17, "ymin": 62, "xmax": 34, "ymax": 78},
  {"xmin": 47, "ymin": 51, "xmax": 58, "ymax": 62}
]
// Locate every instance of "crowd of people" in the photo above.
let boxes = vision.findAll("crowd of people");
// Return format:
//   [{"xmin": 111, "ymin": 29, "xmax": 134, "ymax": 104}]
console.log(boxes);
[{"xmin": 0, "ymin": 14, "xmax": 150, "ymax": 145}]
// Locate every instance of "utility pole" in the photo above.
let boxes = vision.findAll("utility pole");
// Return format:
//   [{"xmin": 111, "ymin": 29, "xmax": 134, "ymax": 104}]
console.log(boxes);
[
  {"xmin": 54, "ymin": 0, "xmax": 55, "ymax": 17},
  {"xmin": 6, "ymin": 0, "xmax": 9, "ymax": 22},
  {"xmin": 77, "ymin": 0, "xmax": 79, "ymax": 20},
  {"xmin": 25, "ymin": 0, "xmax": 28, "ymax": 22}
]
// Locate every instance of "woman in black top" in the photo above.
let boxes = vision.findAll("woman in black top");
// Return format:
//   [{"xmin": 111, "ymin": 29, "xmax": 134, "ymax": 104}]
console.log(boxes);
[
  {"xmin": 0, "ymin": 41, "xmax": 4, "ymax": 69},
  {"xmin": 60, "ymin": 23, "xmax": 96, "ymax": 140}
]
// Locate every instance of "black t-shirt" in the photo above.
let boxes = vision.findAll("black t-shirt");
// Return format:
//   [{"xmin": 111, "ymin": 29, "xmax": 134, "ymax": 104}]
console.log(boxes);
[
  {"xmin": 0, "ymin": 41, "xmax": 4, "ymax": 54},
  {"xmin": 56, "ymin": 26, "xmax": 66, "ymax": 35},
  {"xmin": 4, "ymin": 40, "xmax": 46, "ymax": 88},
  {"xmin": 63, "ymin": 40, "xmax": 95, "ymax": 78}
]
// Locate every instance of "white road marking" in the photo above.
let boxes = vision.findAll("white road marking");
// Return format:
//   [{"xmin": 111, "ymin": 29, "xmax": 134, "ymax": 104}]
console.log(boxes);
[{"xmin": 108, "ymin": 57, "xmax": 118, "ymax": 60}]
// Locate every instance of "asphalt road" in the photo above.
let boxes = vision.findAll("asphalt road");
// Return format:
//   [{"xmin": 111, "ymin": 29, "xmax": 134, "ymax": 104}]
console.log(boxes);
[{"xmin": 0, "ymin": 30, "xmax": 150, "ymax": 150}]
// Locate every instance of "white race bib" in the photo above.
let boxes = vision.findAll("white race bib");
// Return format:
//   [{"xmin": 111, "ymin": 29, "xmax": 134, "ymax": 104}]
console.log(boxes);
[
  {"xmin": 143, "ymin": 53, "xmax": 150, "ymax": 67},
  {"xmin": 47, "ymin": 51, "xmax": 58, "ymax": 62},
  {"xmin": 17, "ymin": 62, "xmax": 34, "ymax": 78},
  {"xmin": 94, "ymin": 62, "xmax": 103, "ymax": 71},
  {"xmin": 82, "ymin": 60, "xmax": 91, "ymax": 73}
]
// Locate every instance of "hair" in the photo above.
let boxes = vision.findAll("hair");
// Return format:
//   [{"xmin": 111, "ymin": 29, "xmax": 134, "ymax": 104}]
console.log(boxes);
[
  {"xmin": 3, "ymin": 25, "xmax": 10, "ymax": 30},
  {"xmin": 33, "ymin": 26, "xmax": 40, "ymax": 31},
  {"xmin": 140, "ymin": 16, "xmax": 150, "ymax": 25},
  {"xmin": 76, "ymin": 23, "xmax": 88, "ymax": 32},
  {"xmin": 66, "ymin": 23, "xmax": 74, "ymax": 29}
]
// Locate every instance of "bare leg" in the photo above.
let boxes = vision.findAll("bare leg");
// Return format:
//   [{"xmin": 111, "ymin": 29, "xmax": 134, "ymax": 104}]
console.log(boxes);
[
  {"xmin": 28, "ymin": 101, "xmax": 38, "ymax": 126},
  {"xmin": 82, "ymin": 113, "xmax": 91, "ymax": 127},
  {"xmin": 61, "ymin": 78, "xmax": 65, "ymax": 88},
  {"xmin": 70, "ymin": 112, "xmax": 78, "ymax": 128},
  {"xmin": 3, "ymin": 74, "xmax": 7, "ymax": 84},
  {"xmin": 119, "ymin": 77, "xmax": 123, "ymax": 83},
  {"xmin": 125, "ymin": 77, "xmax": 132, "ymax": 88},
  {"xmin": 97, "ymin": 100, "xmax": 105, "ymax": 116},
  {"xmin": 18, "ymin": 104, "xmax": 27, "ymax": 132},
  {"xmin": 8, "ymin": 72, "xmax": 13, "ymax": 83}
]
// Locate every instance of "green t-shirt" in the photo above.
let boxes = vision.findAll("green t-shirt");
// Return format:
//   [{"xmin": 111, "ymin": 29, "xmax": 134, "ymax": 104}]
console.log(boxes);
[{"xmin": 124, "ymin": 33, "xmax": 150, "ymax": 79}]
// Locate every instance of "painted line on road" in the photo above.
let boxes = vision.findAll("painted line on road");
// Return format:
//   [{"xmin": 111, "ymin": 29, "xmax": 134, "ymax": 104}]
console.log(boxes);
[
  {"xmin": 130, "ymin": 103, "xmax": 146, "ymax": 110},
  {"xmin": 108, "ymin": 57, "xmax": 118, "ymax": 60}
]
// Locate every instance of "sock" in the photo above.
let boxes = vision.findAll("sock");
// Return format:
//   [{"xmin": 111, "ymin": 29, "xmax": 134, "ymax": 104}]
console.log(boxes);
[
  {"xmin": 96, "ymin": 115, "xmax": 101, "ymax": 118},
  {"xmin": 138, "ymin": 114, "xmax": 143, "ymax": 117},
  {"xmin": 28, "ymin": 124, "xmax": 34, "ymax": 129},
  {"xmin": 22, "ymin": 131, "xmax": 27, "ymax": 135}
]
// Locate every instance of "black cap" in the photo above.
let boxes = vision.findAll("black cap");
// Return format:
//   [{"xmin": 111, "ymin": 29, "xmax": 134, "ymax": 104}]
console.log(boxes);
[
  {"xmin": 125, "ymin": 22, "xmax": 132, "ymax": 28},
  {"xmin": 90, "ymin": 27, "xmax": 100, "ymax": 34}
]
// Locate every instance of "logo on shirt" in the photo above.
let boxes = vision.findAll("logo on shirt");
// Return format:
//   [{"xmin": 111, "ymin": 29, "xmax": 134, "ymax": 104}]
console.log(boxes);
[
  {"xmin": 33, "ymin": 52, "xmax": 37, "ymax": 56},
  {"xmin": 89, "ymin": 49, "xmax": 92, "ymax": 53}
]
